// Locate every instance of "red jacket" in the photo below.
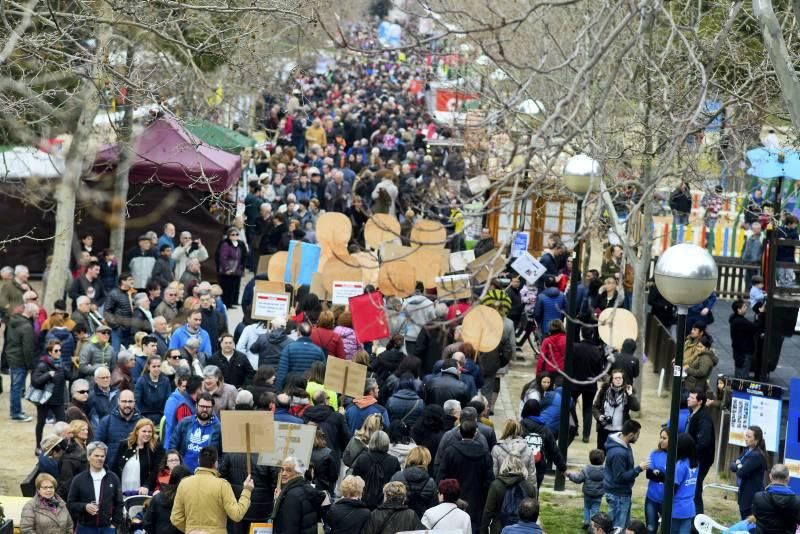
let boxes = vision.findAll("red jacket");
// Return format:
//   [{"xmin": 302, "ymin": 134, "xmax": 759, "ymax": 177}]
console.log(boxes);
[
  {"xmin": 310, "ymin": 327, "xmax": 345, "ymax": 359},
  {"xmin": 537, "ymin": 332, "xmax": 566, "ymax": 374}
]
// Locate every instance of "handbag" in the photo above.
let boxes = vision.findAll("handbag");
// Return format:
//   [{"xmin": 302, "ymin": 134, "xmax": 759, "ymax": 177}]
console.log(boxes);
[{"xmin": 24, "ymin": 382, "xmax": 54, "ymax": 405}]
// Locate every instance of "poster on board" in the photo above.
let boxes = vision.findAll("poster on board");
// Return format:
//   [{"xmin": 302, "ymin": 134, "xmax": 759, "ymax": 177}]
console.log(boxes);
[
  {"xmin": 510, "ymin": 232, "xmax": 529, "ymax": 258},
  {"xmin": 252, "ymin": 290, "xmax": 290, "ymax": 321},
  {"xmin": 727, "ymin": 378, "xmax": 783, "ymax": 452},
  {"xmin": 256, "ymin": 422, "xmax": 315, "ymax": 468},
  {"xmin": 332, "ymin": 281, "xmax": 364, "ymax": 305},
  {"xmin": 510, "ymin": 253, "xmax": 547, "ymax": 285}
]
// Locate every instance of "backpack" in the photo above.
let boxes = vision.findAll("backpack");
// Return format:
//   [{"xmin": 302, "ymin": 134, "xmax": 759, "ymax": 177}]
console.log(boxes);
[
  {"xmin": 499, "ymin": 481, "xmax": 527, "ymax": 527},
  {"xmin": 362, "ymin": 457, "xmax": 386, "ymax": 508},
  {"xmin": 403, "ymin": 473, "xmax": 430, "ymax": 516}
]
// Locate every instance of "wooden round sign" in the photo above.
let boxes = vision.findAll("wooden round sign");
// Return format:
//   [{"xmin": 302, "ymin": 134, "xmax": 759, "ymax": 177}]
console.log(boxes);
[
  {"xmin": 410, "ymin": 219, "xmax": 446, "ymax": 248},
  {"xmin": 364, "ymin": 214, "xmax": 401, "ymax": 249},
  {"xmin": 267, "ymin": 251, "xmax": 288, "ymax": 283},
  {"xmin": 320, "ymin": 255, "xmax": 363, "ymax": 298},
  {"xmin": 461, "ymin": 305, "xmax": 503, "ymax": 352},
  {"xmin": 378, "ymin": 261, "xmax": 416, "ymax": 297},
  {"xmin": 316, "ymin": 212, "xmax": 352, "ymax": 247},
  {"xmin": 597, "ymin": 308, "xmax": 638, "ymax": 351}
]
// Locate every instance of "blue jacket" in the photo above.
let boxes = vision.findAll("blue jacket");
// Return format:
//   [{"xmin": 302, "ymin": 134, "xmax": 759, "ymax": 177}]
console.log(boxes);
[
  {"xmin": 169, "ymin": 325, "xmax": 212, "ymax": 354},
  {"xmin": 731, "ymin": 448, "xmax": 767, "ymax": 513},
  {"xmin": 168, "ymin": 415, "xmax": 222, "ymax": 473},
  {"xmin": 345, "ymin": 400, "xmax": 390, "ymax": 434},
  {"xmin": 501, "ymin": 521, "xmax": 544, "ymax": 534},
  {"xmin": 276, "ymin": 336, "xmax": 325, "ymax": 390},
  {"xmin": 157, "ymin": 234, "xmax": 175, "ymax": 252},
  {"xmin": 686, "ymin": 293, "xmax": 717, "ymax": 331},
  {"xmin": 777, "ymin": 226, "xmax": 800, "ymax": 262},
  {"xmin": 96, "ymin": 406, "xmax": 142, "ymax": 468},
  {"xmin": 646, "ymin": 449, "xmax": 668, "ymax": 503},
  {"xmin": 603, "ymin": 433, "xmax": 642, "ymax": 497},
  {"xmin": 163, "ymin": 390, "xmax": 195, "ymax": 448},
  {"xmin": 134, "ymin": 374, "xmax": 172, "ymax": 423},
  {"xmin": 533, "ymin": 287, "xmax": 566, "ymax": 334},
  {"xmin": 431, "ymin": 359, "xmax": 484, "ymax": 391},
  {"xmin": 385, "ymin": 388, "xmax": 424, "ymax": 426},
  {"xmin": 275, "ymin": 408, "xmax": 304, "ymax": 424},
  {"xmin": 38, "ymin": 454, "xmax": 60, "ymax": 478},
  {"xmin": 88, "ymin": 383, "xmax": 113, "ymax": 428},
  {"xmin": 540, "ymin": 387, "xmax": 565, "ymax": 434}
]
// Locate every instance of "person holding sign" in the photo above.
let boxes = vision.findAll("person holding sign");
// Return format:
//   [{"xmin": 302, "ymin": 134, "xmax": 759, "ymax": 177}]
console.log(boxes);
[
  {"xmin": 170, "ymin": 446, "xmax": 253, "ymax": 534},
  {"xmin": 271, "ymin": 457, "xmax": 326, "ymax": 534}
]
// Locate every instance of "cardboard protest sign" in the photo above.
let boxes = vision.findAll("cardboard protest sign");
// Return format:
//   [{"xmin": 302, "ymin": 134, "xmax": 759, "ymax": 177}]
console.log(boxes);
[
  {"xmin": 378, "ymin": 261, "xmax": 416, "ymax": 297},
  {"xmin": 332, "ymin": 280, "xmax": 364, "ymax": 305},
  {"xmin": 321, "ymin": 256, "xmax": 363, "ymax": 301},
  {"xmin": 466, "ymin": 248, "xmax": 507, "ymax": 284},
  {"xmin": 350, "ymin": 290, "xmax": 390, "ymax": 343},
  {"xmin": 256, "ymin": 254, "xmax": 271, "ymax": 276},
  {"xmin": 435, "ymin": 274, "xmax": 472, "ymax": 300},
  {"xmin": 267, "ymin": 252, "xmax": 288, "ymax": 283},
  {"xmin": 316, "ymin": 212, "xmax": 352, "ymax": 248},
  {"xmin": 310, "ymin": 272, "xmax": 328, "ymax": 300},
  {"xmin": 221, "ymin": 410, "xmax": 275, "ymax": 474},
  {"xmin": 449, "ymin": 249, "xmax": 475, "ymax": 272},
  {"xmin": 284, "ymin": 240, "xmax": 321, "ymax": 286},
  {"xmin": 251, "ymin": 281, "xmax": 290, "ymax": 321},
  {"xmin": 510, "ymin": 252, "xmax": 547, "ymax": 285},
  {"xmin": 352, "ymin": 251, "xmax": 380, "ymax": 287},
  {"xmin": 461, "ymin": 304, "xmax": 503, "ymax": 352},
  {"xmin": 412, "ymin": 248, "xmax": 449, "ymax": 288},
  {"xmin": 364, "ymin": 214, "xmax": 401, "ymax": 249},
  {"xmin": 256, "ymin": 422, "xmax": 315, "ymax": 468},
  {"xmin": 411, "ymin": 219, "xmax": 446, "ymax": 248},
  {"xmin": 323, "ymin": 355, "xmax": 368, "ymax": 398}
]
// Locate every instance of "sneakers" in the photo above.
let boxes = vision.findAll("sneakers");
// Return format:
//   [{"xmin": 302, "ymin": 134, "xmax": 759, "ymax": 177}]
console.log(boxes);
[
  {"xmin": 12, "ymin": 413, "xmax": 32, "ymax": 422},
  {"xmin": 45, "ymin": 416, "xmax": 56, "ymax": 424}
]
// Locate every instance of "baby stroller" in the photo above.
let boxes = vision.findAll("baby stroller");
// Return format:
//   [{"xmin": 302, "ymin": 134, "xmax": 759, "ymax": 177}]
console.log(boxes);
[{"xmin": 121, "ymin": 494, "xmax": 150, "ymax": 534}]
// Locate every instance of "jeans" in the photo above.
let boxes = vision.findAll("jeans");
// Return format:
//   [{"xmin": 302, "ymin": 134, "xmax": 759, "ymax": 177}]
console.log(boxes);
[
  {"xmin": 606, "ymin": 493, "xmax": 632, "ymax": 529},
  {"xmin": 645, "ymin": 497, "xmax": 662, "ymax": 533},
  {"xmin": 583, "ymin": 496, "xmax": 602, "ymax": 526},
  {"xmin": 76, "ymin": 526, "xmax": 116, "ymax": 534},
  {"xmin": 571, "ymin": 388, "xmax": 596, "ymax": 439},
  {"xmin": 671, "ymin": 517, "xmax": 692, "ymax": 534},
  {"xmin": 10, "ymin": 367, "xmax": 27, "ymax": 417},
  {"xmin": 733, "ymin": 351, "xmax": 752, "ymax": 379},
  {"xmin": 672, "ymin": 210, "xmax": 689, "ymax": 226}
]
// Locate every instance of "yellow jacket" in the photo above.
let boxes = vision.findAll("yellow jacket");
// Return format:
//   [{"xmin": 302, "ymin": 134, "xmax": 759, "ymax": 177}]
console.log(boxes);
[
  {"xmin": 305, "ymin": 125, "xmax": 327, "ymax": 148},
  {"xmin": 170, "ymin": 467, "xmax": 251, "ymax": 534}
]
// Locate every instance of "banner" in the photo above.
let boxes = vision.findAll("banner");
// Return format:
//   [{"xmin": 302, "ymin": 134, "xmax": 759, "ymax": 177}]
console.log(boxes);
[{"xmin": 785, "ymin": 378, "xmax": 800, "ymax": 493}]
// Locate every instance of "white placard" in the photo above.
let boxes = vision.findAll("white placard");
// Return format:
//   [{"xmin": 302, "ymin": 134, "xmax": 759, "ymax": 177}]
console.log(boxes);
[
  {"xmin": 729, "ymin": 395, "xmax": 750, "ymax": 447},
  {"xmin": 510, "ymin": 252, "xmax": 547, "ymax": 285},
  {"xmin": 253, "ymin": 292, "xmax": 290, "ymax": 320},
  {"xmin": 257, "ymin": 422, "xmax": 316, "ymax": 468},
  {"xmin": 750, "ymin": 396, "xmax": 782, "ymax": 452},
  {"xmin": 449, "ymin": 249, "xmax": 476, "ymax": 271},
  {"xmin": 332, "ymin": 280, "xmax": 364, "ymax": 305},
  {"xmin": 511, "ymin": 232, "xmax": 529, "ymax": 258}
]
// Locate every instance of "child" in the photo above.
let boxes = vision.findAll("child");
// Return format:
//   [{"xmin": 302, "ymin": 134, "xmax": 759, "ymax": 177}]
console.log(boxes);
[
  {"xmin": 729, "ymin": 299, "xmax": 758, "ymax": 379},
  {"xmin": 749, "ymin": 275, "xmax": 765, "ymax": 310},
  {"xmin": 567, "ymin": 448, "xmax": 606, "ymax": 529}
]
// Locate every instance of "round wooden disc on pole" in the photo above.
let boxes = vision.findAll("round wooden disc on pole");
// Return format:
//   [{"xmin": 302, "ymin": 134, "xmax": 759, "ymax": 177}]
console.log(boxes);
[
  {"xmin": 597, "ymin": 308, "xmax": 638, "ymax": 350},
  {"xmin": 378, "ymin": 260, "xmax": 416, "ymax": 297},
  {"xmin": 267, "ymin": 251, "xmax": 288, "ymax": 283},
  {"xmin": 410, "ymin": 219, "xmax": 446, "ymax": 248},
  {"xmin": 461, "ymin": 305, "xmax": 503, "ymax": 352},
  {"xmin": 364, "ymin": 214, "xmax": 401, "ymax": 249},
  {"xmin": 316, "ymin": 212, "xmax": 352, "ymax": 248}
]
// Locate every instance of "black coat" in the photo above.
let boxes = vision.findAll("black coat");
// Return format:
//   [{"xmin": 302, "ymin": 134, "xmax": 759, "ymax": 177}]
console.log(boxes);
[
  {"xmin": 436, "ymin": 439, "xmax": 494, "ymax": 529},
  {"xmin": 424, "ymin": 372, "xmax": 469, "ymax": 407},
  {"xmin": 272, "ymin": 476, "xmax": 326, "ymax": 534},
  {"xmin": 391, "ymin": 466, "xmax": 437, "ymax": 518},
  {"xmin": 208, "ymin": 350, "xmax": 255, "ymax": 389},
  {"xmin": 521, "ymin": 417, "xmax": 567, "ymax": 474},
  {"xmin": 686, "ymin": 407, "xmax": 715, "ymax": 465},
  {"xmin": 310, "ymin": 446, "xmax": 340, "ymax": 494},
  {"xmin": 326, "ymin": 498, "xmax": 371, "ymax": 534},
  {"xmin": 302, "ymin": 404, "xmax": 350, "ymax": 454},
  {"xmin": 612, "ymin": 340, "xmax": 639, "ymax": 383},
  {"xmin": 730, "ymin": 313, "xmax": 758, "ymax": 354},
  {"xmin": 648, "ymin": 285, "xmax": 676, "ymax": 328},
  {"xmin": 112, "ymin": 442, "xmax": 163, "ymax": 491},
  {"xmin": 571, "ymin": 341, "xmax": 605, "ymax": 393},
  {"xmin": 751, "ymin": 486, "xmax": 800, "ymax": 534},
  {"xmin": 218, "ymin": 452, "xmax": 276, "ymax": 523},
  {"xmin": 67, "ymin": 469, "xmax": 124, "ymax": 528},
  {"xmin": 31, "ymin": 356, "xmax": 67, "ymax": 407},
  {"xmin": 363, "ymin": 503, "xmax": 424, "ymax": 534},
  {"xmin": 142, "ymin": 489, "xmax": 181, "ymax": 534},
  {"xmin": 414, "ymin": 323, "xmax": 451, "ymax": 376},
  {"xmin": 351, "ymin": 451, "xmax": 402, "ymax": 509}
]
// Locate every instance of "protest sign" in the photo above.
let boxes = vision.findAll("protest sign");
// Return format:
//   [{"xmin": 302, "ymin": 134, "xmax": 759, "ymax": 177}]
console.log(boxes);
[
  {"xmin": 332, "ymin": 280, "xmax": 364, "ymax": 305},
  {"xmin": 257, "ymin": 422, "xmax": 316, "ymax": 468},
  {"xmin": 510, "ymin": 252, "xmax": 547, "ymax": 285},
  {"xmin": 324, "ymin": 355, "xmax": 368, "ymax": 398}
]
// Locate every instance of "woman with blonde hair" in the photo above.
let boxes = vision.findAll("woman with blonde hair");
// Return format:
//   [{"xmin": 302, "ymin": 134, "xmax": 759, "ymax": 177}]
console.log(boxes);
[
  {"xmin": 344, "ymin": 413, "xmax": 384, "ymax": 468},
  {"xmin": 480, "ymin": 456, "xmax": 538, "ymax": 534},
  {"xmin": 57, "ymin": 420, "xmax": 91, "ymax": 497},
  {"xmin": 327, "ymin": 475, "xmax": 371, "ymax": 534},
  {"xmin": 492, "ymin": 419, "xmax": 536, "ymax": 482},
  {"xmin": 112, "ymin": 418, "xmax": 163, "ymax": 496},
  {"xmin": 20, "ymin": 473, "xmax": 73, "ymax": 534},
  {"xmin": 391, "ymin": 445, "xmax": 437, "ymax": 517}
]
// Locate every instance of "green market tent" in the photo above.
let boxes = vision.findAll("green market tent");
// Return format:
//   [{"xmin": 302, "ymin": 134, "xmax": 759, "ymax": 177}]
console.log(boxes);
[{"xmin": 185, "ymin": 119, "xmax": 256, "ymax": 153}]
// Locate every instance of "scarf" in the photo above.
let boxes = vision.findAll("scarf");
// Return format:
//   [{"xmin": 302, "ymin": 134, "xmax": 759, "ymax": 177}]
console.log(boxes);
[
  {"xmin": 37, "ymin": 494, "xmax": 60, "ymax": 513},
  {"xmin": 604, "ymin": 385, "xmax": 626, "ymax": 408}
]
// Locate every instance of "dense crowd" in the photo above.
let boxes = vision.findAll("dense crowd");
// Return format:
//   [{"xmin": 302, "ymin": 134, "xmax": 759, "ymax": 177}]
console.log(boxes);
[{"xmin": 3, "ymin": 20, "xmax": 800, "ymax": 534}]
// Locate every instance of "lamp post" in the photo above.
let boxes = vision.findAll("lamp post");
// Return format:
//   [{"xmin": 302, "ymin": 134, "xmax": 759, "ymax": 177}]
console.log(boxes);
[
  {"xmin": 654, "ymin": 243, "xmax": 718, "ymax": 533},
  {"xmin": 554, "ymin": 154, "xmax": 599, "ymax": 491}
]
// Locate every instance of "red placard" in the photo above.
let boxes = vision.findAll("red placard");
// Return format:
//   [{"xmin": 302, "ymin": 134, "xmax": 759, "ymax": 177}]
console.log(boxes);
[{"xmin": 349, "ymin": 291, "xmax": 390, "ymax": 343}]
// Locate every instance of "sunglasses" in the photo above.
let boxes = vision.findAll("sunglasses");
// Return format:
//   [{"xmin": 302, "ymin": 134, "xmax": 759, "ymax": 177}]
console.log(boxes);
[
  {"xmin": 52, "ymin": 349, "xmax": 62, "ymax": 353},
  {"xmin": 77, "ymin": 390, "xmax": 89, "ymax": 394},
  {"xmin": 170, "ymin": 355, "xmax": 181, "ymax": 360}
]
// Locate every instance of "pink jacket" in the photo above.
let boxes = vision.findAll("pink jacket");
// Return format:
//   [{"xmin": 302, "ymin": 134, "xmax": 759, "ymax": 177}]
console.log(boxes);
[{"xmin": 334, "ymin": 326, "xmax": 361, "ymax": 360}]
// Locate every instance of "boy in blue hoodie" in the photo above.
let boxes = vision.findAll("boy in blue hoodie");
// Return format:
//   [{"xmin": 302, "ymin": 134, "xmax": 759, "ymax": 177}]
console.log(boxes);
[
  {"xmin": 567, "ymin": 448, "xmax": 606, "ymax": 529},
  {"xmin": 603, "ymin": 419, "xmax": 649, "ymax": 530}
]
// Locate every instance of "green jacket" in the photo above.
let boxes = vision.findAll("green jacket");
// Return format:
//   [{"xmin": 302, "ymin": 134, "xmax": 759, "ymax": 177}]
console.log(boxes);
[
  {"xmin": 480, "ymin": 474, "xmax": 538, "ymax": 534},
  {"xmin": 6, "ymin": 313, "xmax": 36, "ymax": 369},
  {"xmin": 0, "ymin": 280, "xmax": 26, "ymax": 315}
]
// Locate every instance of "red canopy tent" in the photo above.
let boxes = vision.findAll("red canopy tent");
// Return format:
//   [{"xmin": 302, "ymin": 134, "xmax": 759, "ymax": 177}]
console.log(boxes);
[{"xmin": 94, "ymin": 115, "xmax": 241, "ymax": 192}]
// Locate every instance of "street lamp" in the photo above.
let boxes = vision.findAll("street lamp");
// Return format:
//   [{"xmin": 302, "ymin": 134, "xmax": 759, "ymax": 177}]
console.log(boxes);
[
  {"xmin": 654, "ymin": 243, "xmax": 718, "ymax": 533},
  {"xmin": 554, "ymin": 153, "xmax": 599, "ymax": 491}
]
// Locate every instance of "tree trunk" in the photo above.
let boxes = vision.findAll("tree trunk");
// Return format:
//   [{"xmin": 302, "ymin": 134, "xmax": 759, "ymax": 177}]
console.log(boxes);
[
  {"xmin": 108, "ymin": 44, "xmax": 136, "ymax": 264},
  {"xmin": 43, "ymin": 6, "xmax": 113, "ymax": 311},
  {"xmin": 631, "ymin": 198, "xmax": 654, "ymax": 397}
]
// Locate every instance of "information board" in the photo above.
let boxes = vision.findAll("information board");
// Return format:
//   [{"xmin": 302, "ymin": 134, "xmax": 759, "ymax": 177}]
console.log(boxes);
[
  {"xmin": 332, "ymin": 281, "xmax": 364, "ymax": 305},
  {"xmin": 727, "ymin": 377, "xmax": 783, "ymax": 452},
  {"xmin": 252, "ymin": 292, "xmax": 290, "ymax": 321}
]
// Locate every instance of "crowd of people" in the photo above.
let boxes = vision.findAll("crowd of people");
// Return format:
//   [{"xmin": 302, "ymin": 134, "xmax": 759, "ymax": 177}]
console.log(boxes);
[{"xmin": 3, "ymin": 20, "xmax": 800, "ymax": 534}]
